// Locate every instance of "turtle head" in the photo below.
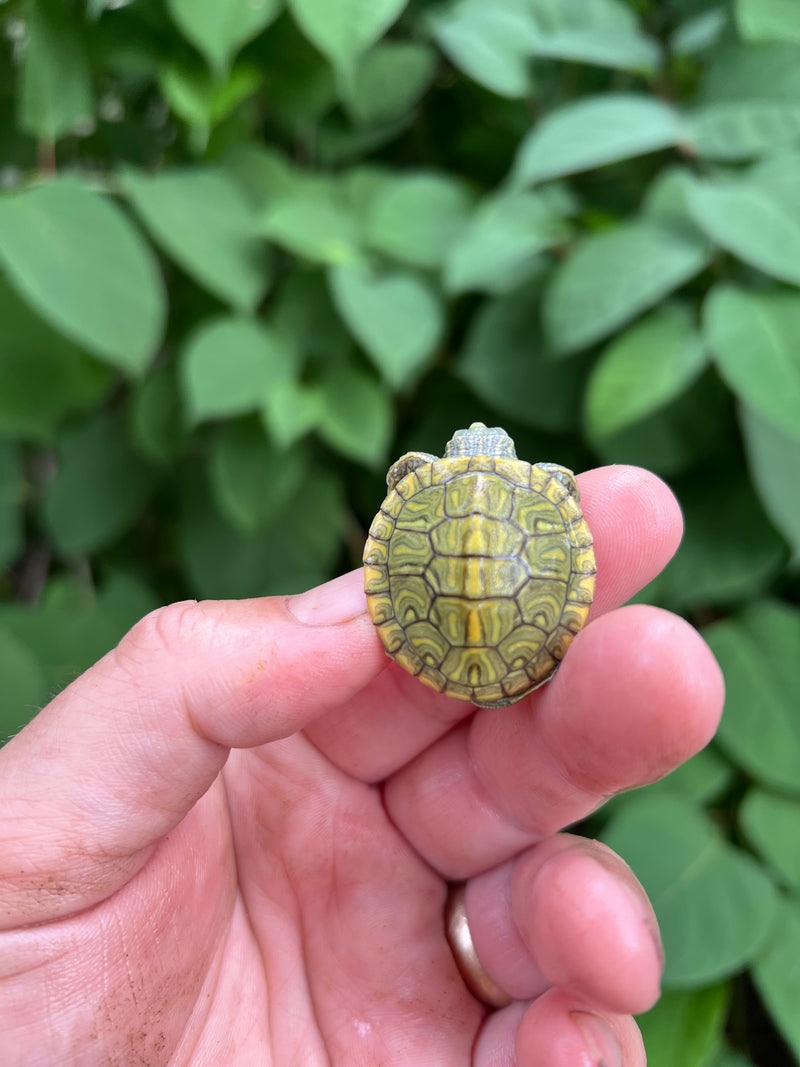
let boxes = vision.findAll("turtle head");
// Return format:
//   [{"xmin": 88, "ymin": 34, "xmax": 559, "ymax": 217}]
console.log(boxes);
[{"xmin": 445, "ymin": 422, "xmax": 517, "ymax": 459}]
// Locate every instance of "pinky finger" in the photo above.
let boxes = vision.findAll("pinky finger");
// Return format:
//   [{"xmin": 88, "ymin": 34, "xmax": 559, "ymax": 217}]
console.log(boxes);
[{"xmin": 473, "ymin": 992, "xmax": 646, "ymax": 1067}]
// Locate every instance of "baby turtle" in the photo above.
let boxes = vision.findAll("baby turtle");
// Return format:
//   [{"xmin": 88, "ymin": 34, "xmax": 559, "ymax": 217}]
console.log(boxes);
[{"xmin": 363, "ymin": 422, "xmax": 596, "ymax": 708}]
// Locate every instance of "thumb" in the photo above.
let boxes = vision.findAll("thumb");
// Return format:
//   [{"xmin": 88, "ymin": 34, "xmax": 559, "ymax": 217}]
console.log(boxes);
[{"xmin": 0, "ymin": 570, "xmax": 383, "ymax": 925}]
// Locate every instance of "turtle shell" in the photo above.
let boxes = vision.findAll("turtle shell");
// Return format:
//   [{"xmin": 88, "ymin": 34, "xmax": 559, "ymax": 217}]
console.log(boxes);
[{"xmin": 363, "ymin": 448, "xmax": 596, "ymax": 708}]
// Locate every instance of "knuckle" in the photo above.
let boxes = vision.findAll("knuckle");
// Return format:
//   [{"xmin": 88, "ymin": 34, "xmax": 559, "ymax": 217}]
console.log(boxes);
[{"xmin": 112, "ymin": 600, "xmax": 202, "ymax": 681}]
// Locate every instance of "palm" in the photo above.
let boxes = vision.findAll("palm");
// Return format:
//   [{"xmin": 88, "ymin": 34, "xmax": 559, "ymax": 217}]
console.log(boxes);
[{"xmin": 87, "ymin": 734, "xmax": 477, "ymax": 1064}]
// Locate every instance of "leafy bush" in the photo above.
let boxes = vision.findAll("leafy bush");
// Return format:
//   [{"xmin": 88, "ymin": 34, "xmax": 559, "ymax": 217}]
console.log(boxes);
[{"xmin": 2, "ymin": 0, "xmax": 800, "ymax": 1062}]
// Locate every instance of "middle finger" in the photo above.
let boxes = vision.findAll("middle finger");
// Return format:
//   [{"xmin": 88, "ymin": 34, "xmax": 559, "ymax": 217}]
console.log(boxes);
[{"xmin": 383, "ymin": 603, "xmax": 723, "ymax": 878}]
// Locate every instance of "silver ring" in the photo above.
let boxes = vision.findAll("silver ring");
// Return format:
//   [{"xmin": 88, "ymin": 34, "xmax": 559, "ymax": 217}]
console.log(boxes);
[{"xmin": 445, "ymin": 882, "xmax": 513, "ymax": 1009}]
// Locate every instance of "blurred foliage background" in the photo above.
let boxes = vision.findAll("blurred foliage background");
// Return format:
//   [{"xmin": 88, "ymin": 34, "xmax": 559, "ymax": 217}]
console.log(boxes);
[{"xmin": 1, "ymin": 0, "xmax": 800, "ymax": 1062}]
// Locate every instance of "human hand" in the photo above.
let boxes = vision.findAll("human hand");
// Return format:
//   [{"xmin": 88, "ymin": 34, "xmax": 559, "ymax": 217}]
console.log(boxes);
[{"xmin": 0, "ymin": 466, "xmax": 723, "ymax": 1066}]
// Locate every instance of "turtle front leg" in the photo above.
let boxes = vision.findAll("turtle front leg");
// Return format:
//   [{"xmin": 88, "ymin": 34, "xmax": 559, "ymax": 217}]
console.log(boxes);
[
  {"xmin": 536, "ymin": 463, "xmax": 580, "ymax": 501},
  {"xmin": 387, "ymin": 452, "xmax": 438, "ymax": 491}
]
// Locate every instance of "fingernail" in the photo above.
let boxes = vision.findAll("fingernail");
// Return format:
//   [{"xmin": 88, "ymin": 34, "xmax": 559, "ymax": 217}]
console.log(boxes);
[
  {"xmin": 570, "ymin": 1012, "xmax": 622, "ymax": 1067},
  {"xmin": 287, "ymin": 571, "xmax": 367, "ymax": 626}
]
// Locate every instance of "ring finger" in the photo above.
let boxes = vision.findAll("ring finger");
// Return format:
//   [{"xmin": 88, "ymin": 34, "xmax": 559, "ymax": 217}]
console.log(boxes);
[{"xmin": 466, "ymin": 835, "xmax": 658, "ymax": 1066}]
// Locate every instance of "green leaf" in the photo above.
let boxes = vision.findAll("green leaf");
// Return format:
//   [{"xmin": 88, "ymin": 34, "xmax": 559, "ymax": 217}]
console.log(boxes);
[
  {"xmin": 708, "ymin": 1047, "xmax": 757, "ymax": 1067},
  {"xmin": 671, "ymin": 10, "xmax": 728, "ymax": 58},
  {"xmin": 638, "ymin": 985, "xmax": 730, "ymax": 1067},
  {"xmin": 740, "ymin": 402, "xmax": 800, "ymax": 560},
  {"xmin": 262, "ymin": 380, "xmax": 325, "ymax": 448},
  {"xmin": 704, "ymin": 285, "xmax": 800, "ymax": 440},
  {"xmin": 631, "ymin": 746, "xmax": 735, "ymax": 808},
  {"xmin": 0, "ymin": 179, "xmax": 165, "ymax": 375},
  {"xmin": 740, "ymin": 789, "xmax": 800, "ymax": 891},
  {"xmin": 256, "ymin": 12, "xmax": 337, "ymax": 130},
  {"xmin": 220, "ymin": 144, "xmax": 298, "ymax": 211},
  {"xmin": 19, "ymin": 0, "xmax": 93, "ymax": 141},
  {"xmin": 444, "ymin": 189, "xmax": 569, "ymax": 295},
  {"xmin": 753, "ymin": 897, "xmax": 800, "ymax": 1060},
  {"xmin": 603, "ymin": 794, "xmax": 779, "ymax": 987},
  {"xmin": 128, "ymin": 363, "xmax": 190, "ymax": 465},
  {"xmin": 317, "ymin": 364, "xmax": 394, "ymax": 465},
  {"xmin": 287, "ymin": 0, "xmax": 408, "ymax": 88},
  {"xmin": 179, "ymin": 462, "xmax": 344, "ymax": 598},
  {"xmin": 687, "ymin": 174, "xmax": 800, "ymax": 288},
  {"xmin": 705, "ymin": 601, "xmax": 800, "ymax": 793},
  {"xmin": 209, "ymin": 418, "xmax": 309, "ymax": 534},
  {"xmin": 660, "ymin": 475, "xmax": 786, "ymax": 610},
  {"xmin": 365, "ymin": 171, "xmax": 474, "ymax": 269},
  {"xmin": 642, "ymin": 166, "xmax": 697, "ymax": 225},
  {"xmin": 350, "ymin": 41, "xmax": 436, "ymax": 125},
  {"xmin": 262, "ymin": 185, "xmax": 360, "ymax": 264},
  {"xmin": 0, "ymin": 573, "xmax": 156, "ymax": 697},
  {"xmin": 0, "ymin": 628, "xmax": 47, "ymax": 742},
  {"xmin": 749, "ymin": 149, "xmax": 800, "ymax": 208},
  {"xmin": 543, "ymin": 221, "xmax": 709, "ymax": 355},
  {"xmin": 698, "ymin": 41, "xmax": 800, "ymax": 103},
  {"xmin": 736, "ymin": 0, "xmax": 800, "ymax": 45},
  {"xmin": 688, "ymin": 102, "xmax": 800, "ymax": 161},
  {"xmin": 160, "ymin": 62, "xmax": 263, "ymax": 137},
  {"xmin": 456, "ymin": 286, "xmax": 585, "ymax": 433},
  {"xmin": 0, "ymin": 442, "xmax": 24, "ymax": 573},
  {"xmin": 270, "ymin": 268, "xmax": 352, "ymax": 363},
  {"xmin": 429, "ymin": 0, "xmax": 537, "ymax": 98},
  {"xmin": 167, "ymin": 0, "xmax": 282, "ymax": 75},
  {"xmin": 585, "ymin": 305, "xmax": 708, "ymax": 439},
  {"xmin": 96, "ymin": 571, "xmax": 160, "ymax": 636},
  {"xmin": 328, "ymin": 262, "xmax": 444, "ymax": 389},
  {"xmin": 0, "ymin": 275, "xmax": 113, "ymax": 442},
  {"xmin": 180, "ymin": 315, "xmax": 297, "ymax": 423},
  {"xmin": 120, "ymin": 168, "xmax": 270, "ymax": 312},
  {"xmin": 313, "ymin": 112, "xmax": 411, "ymax": 167},
  {"xmin": 511, "ymin": 95, "xmax": 683, "ymax": 186},
  {"xmin": 591, "ymin": 370, "xmax": 728, "ymax": 478},
  {"xmin": 42, "ymin": 412, "xmax": 154, "ymax": 556},
  {"xmin": 526, "ymin": 0, "xmax": 660, "ymax": 73},
  {"xmin": 340, "ymin": 166, "xmax": 397, "ymax": 220}
]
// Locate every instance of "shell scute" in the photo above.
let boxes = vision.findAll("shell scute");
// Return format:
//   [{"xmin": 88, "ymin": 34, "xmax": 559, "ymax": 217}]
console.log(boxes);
[
  {"xmin": 431, "ymin": 596, "xmax": 520, "ymax": 648},
  {"xmin": 368, "ymin": 511, "xmax": 394, "ymax": 540},
  {"xmin": 430, "ymin": 515, "xmax": 524, "ymax": 558},
  {"xmin": 387, "ymin": 528, "xmax": 433, "ymax": 571},
  {"xmin": 391, "ymin": 575, "xmax": 433, "ymax": 625},
  {"xmin": 363, "ymin": 538, "xmax": 389, "ymax": 566},
  {"xmin": 523, "ymin": 535, "xmax": 571, "ymax": 577},
  {"xmin": 444, "ymin": 471, "xmax": 515, "ymax": 520},
  {"xmin": 404, "ymin": 620, "xmax": 450, "ymax": 667},
  {"xmin": 492, "ymin": 457, "xmax": 531, "ymax": 485},
  {"xmin": 395, "ymin": 486, "xmax": 445, "ymax": 530},
  {"xmin": 498, "ymin": 623, "xmax": 548, "ymax": 667},
  {"xmin": 441, "ymin": 646, "xmax": 508, "ymax": 688},
  {"xmin": 363, "ymin": 564, "xmax": 390, "ymax": 597},
  {"xmin": 426, "ymin": 555, "xmax": 528, "ymax": 599}
]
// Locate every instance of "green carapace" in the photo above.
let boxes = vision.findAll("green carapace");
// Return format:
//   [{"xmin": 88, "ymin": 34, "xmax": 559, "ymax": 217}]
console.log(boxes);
[{"xmin": 363, "ymin": 423, "xmax": 596, "ymax": 708}]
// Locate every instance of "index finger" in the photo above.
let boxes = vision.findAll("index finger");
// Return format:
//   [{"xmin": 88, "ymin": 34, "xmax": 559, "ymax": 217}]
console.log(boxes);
[{"xmin": 304, "ymin": 465, "xmax": 684, "ymax": 781}]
